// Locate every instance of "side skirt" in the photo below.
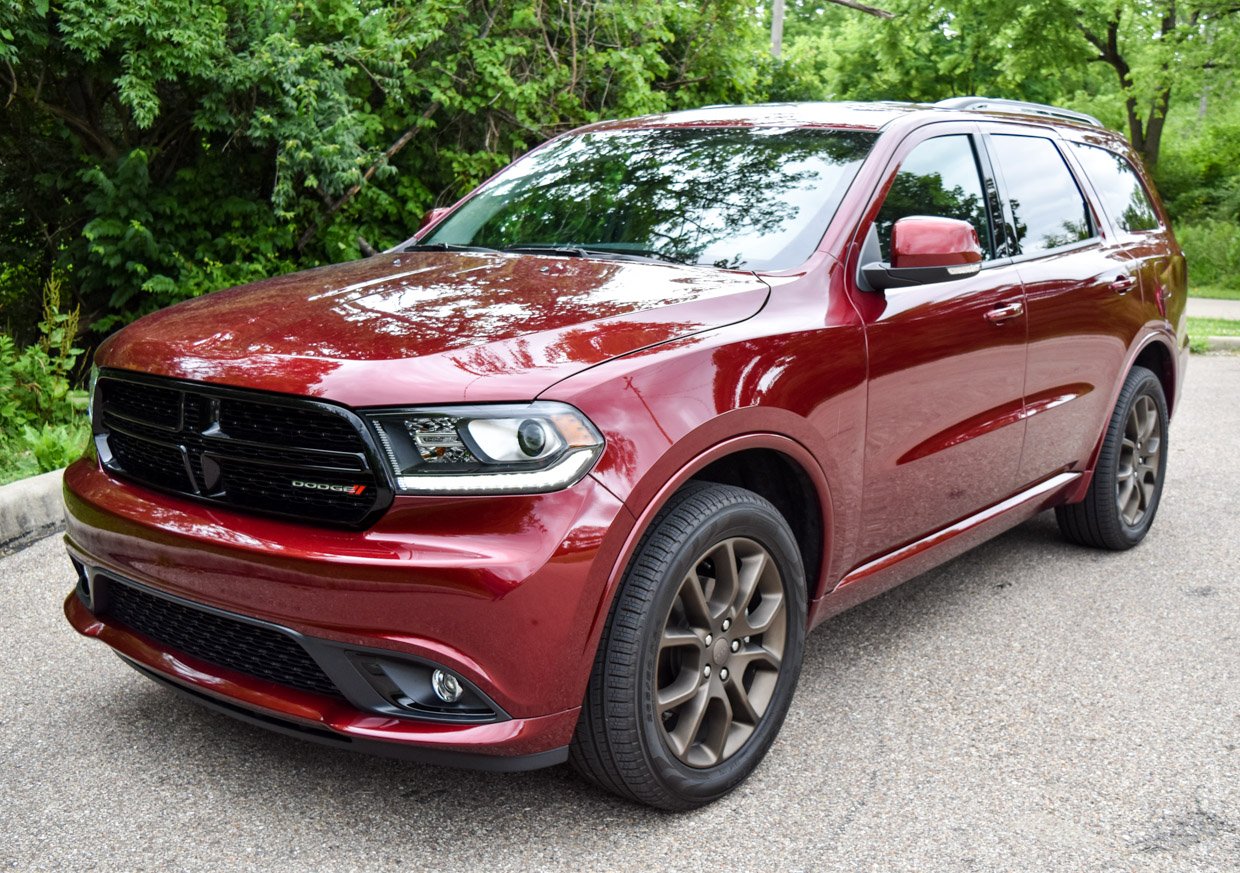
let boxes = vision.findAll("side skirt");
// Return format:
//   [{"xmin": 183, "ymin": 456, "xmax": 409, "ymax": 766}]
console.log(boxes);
[{"xmin": 810, "ymin": 472, "xmax": 1080, "ymax": 625}]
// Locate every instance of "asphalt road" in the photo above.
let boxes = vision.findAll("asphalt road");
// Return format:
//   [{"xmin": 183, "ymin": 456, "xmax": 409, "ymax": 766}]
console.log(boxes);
[{"xmin": 3, "ymin": 355, "xmax": 1238, "ymax": 872}]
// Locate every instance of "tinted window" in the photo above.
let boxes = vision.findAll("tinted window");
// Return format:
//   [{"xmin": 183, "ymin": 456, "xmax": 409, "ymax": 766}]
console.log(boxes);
[
  {"xmin": 990, "ymin": 135, "xmax": 1092, "ymax": 254},
  {"xmin": 426, "ymin": 127, "xmax": 877, "ymax": 271},
  {"xmin": 875, "ymin": 135, "xmax": 993, "ymax": 260},
  {"xmin": 1070, "ymin": 143, "xmax": 1159, "ymax": 232}
]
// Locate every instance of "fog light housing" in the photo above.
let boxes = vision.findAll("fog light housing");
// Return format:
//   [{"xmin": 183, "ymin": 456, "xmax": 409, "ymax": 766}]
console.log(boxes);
[
  {"xmin": 348, "ymin": 653, "xmax": 500, "ymax": 723},
  {"xmin": 431, "ymin": 668, "xmax": 463, "ymax": 703}
]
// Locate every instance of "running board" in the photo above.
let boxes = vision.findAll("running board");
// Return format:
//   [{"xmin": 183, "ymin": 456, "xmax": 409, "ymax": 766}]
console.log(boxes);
[{"xmin": 812, "ymin": 472, "xmax": 1080, "ymax": 625}]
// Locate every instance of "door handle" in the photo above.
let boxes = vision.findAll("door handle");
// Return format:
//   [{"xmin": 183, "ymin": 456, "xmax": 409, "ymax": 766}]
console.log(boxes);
[
  {"xmin": 984, "ymin": 301, "xmax": 1024, "ymax": 324},
  {"xmin": 1110, "ymin": 274, "xmax": 1137, "ymax": 295}
]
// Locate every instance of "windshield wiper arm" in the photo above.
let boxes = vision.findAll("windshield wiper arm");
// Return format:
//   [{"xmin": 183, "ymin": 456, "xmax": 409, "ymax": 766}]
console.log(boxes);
[
  {"xmin": 503, "ymin": 243, "xmax": 693, "ymax": 265},
  {"xmin": 400, "ymin": 242, "xmax": 499, "ymax": 254},
  {"xmin": 502, "ymin": 244, "xmax": 591, "ymax": 258}
]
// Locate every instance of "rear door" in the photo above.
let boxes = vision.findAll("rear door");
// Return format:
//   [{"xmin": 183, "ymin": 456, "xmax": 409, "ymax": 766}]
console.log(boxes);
[
  {"xmin": 847, "ymin": 123, "xmax": 1029, "ymax": 562},
  {"xmin": 981, "ymin": 126, "xmax": 1147, "ymax": 485},
  {"xmin": 1067, "ymin": 139, "xmax": 1185, "ymax": 328}
]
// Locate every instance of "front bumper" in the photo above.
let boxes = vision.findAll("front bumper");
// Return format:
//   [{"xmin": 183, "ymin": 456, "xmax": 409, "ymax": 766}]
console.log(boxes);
[{"xmin": 62, "ymin": 457, "xmax": 633, "ymax": 764}]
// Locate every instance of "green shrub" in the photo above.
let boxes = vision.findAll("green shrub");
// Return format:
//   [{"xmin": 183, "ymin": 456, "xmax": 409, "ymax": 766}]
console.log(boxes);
[
  {"xmin": 0, "ymin": 276, "xmax": 91, "ymax": 485},
  {"xmin": 1177, "ymin": 219, "xmax": 1240, "ymax": 290}
]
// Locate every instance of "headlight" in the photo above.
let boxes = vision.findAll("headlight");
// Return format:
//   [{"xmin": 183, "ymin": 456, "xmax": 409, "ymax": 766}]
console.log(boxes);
[{"xmin": 364, "ymin": 402, "xmax": 604, "ymax": 495}]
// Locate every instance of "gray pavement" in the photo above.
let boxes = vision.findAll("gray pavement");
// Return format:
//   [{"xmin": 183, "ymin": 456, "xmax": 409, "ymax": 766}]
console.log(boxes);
[
  {"xmin": 1187, "ymin": 296, "xmax": 1240, "ymax": 321},
  {"xmin": 2, "ymin": 356, "xmax": 1238, "ymax": 872}
]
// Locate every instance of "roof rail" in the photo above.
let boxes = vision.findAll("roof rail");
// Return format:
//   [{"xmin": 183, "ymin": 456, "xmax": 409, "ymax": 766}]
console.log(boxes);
[{"xmin": 935, "ymin": 97, "xmax": 1104, "ymax": 128}]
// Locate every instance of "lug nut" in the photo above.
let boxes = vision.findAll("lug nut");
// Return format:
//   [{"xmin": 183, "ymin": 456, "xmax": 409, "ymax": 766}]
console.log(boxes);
[
  {"xmin": 704, "ymin": 634, "xmax": 713, "ymax": 646},
  {"xmin": 720, "ymin": 668, "xmax": 729, "ymax": 681},
  {"xmin": 722, "ymin": 618, "xmax": 731, "ymax": 631},
  {"xmin": 703, "ymin": 665, "xmax": 711, "ymax": 678},
  {"xmin": 731, "ymin": 640, "xmax": 740, "ymax": 652}
]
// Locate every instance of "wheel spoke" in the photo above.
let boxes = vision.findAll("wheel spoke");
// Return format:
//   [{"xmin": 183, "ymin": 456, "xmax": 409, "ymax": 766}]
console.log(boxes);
[
  {"xmin": 677, "ymin": 571, "xmax": 713, "ymax": 628},
  {"xmin": 660, "ymin": 627, "xmax": 700, "ymax": 652},
  {"xmin": 700, "ymin": 687, "xmax": 734, "ymax": 765},
  {"xmin": 709, "ymin": 540, "xmax": 740, "ymax": 616},
  {"xmin": 734, "ymin": 549, "xmax": 767, "ymax": 615},
  {"xmin": 724, "ymin": 671, "xmax": 761, "ymax": 725},
  {"xmin": 657, "ymin": 670, "xmax": 703, "ymax": 714},
  {"xmin": 1138, "ymin": 398, "xmax": 1157, "ymax": 441},
  {"xmin": 667, "ymin": 685, "xmax": 710, "ymax": 757}
]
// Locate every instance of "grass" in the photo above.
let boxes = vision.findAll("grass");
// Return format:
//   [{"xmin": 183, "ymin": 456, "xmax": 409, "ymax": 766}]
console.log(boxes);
[
  {"xmin": 1190, "ymin": 285, "xmax": 1240, "ymax": 301},
  {"xmin": 1187, "ymin": 316, "xmax": 1240, "ymax": 353}
]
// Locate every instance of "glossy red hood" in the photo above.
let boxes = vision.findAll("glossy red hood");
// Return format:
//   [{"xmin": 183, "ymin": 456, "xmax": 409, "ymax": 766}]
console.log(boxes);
[{"xmin": 96, "ymin": 251, "xmax": 770, "ymax": 405}]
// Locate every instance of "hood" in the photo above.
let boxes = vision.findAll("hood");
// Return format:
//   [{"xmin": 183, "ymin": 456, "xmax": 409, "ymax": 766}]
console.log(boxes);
[{"xmin": 96, "ymin": 251, "xmax": 770, "ymax": 405}]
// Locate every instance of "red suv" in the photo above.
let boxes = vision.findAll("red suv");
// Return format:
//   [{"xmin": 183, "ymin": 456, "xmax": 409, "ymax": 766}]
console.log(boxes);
[{"xmin": 64, "ymin": 99, "xmax": 1187, "ymax": 809}]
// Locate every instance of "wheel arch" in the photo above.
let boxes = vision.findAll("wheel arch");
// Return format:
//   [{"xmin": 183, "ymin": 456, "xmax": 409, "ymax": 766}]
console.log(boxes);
[
  {"xmin": 584, "ymin": 431, "xmax": 835, "ymax": 658},
  {"xmin": 1132, "ymin": 333, "xmax": 1177, "ymax": 417}
]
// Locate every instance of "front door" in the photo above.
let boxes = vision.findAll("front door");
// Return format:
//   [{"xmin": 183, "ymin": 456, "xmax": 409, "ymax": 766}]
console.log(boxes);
[{"xmin": 847, "ymin": 125, "xmax": 1028, "ymax": 563}]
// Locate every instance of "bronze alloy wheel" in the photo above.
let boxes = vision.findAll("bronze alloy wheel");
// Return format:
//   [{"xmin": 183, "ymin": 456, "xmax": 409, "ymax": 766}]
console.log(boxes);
[
  {"xmin": 655, "ymin": 537, "xmax": 787, "ymax": 768},
  {"xmin": 1116, "ymin": 394, "xmax": 1163, "ymax": 527}
]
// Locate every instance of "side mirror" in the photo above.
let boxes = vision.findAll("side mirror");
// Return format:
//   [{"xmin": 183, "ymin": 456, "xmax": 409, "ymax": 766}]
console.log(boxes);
[
  {"xmin": 413, "ymin": 206, "xmax": 451, "ymax": 240},
  {"xmin": 862, "ymin": 216, "xmax": 983, "ymax": 291}
]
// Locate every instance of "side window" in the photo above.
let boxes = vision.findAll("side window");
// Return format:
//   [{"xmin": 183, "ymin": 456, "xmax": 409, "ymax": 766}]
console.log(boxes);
[
  {"xmin": 875, "ymin": 135, "xmax": 994, "ymax": 261},
  {"xmin": 1070, "ymin": 142, "xmax": 1159, "ymax": 232},
  {"xmin": 989, "ymin": 135, "xmax": 1093, "ymax": 255}
]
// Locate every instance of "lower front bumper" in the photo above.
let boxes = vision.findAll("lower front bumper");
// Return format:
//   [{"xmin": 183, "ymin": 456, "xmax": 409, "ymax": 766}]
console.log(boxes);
[
  {"xmin": 64, "ymin": 590, "xmax": 579, "ymax": 769},
  {"xmin": 121, "ymin": 656, "xmax": 568, "ymax": 771}
]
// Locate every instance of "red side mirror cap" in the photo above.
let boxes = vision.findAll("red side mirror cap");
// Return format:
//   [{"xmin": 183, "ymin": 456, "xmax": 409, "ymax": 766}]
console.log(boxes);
[{"xmin": 891, "ymin": 216, "xmax": 982, "ymax": 269}]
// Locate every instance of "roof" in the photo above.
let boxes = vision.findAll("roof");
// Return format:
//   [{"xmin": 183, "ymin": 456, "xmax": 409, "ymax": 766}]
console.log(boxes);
[{"xmin": 578, "ymin": 99, "xmax": 1109, "ymax": 135}]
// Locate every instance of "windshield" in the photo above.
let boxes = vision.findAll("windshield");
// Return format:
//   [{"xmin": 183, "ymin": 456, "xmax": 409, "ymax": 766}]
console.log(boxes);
[{"xmin": 422, "ymin": 126, "xmax": 877, "ymax": 271}]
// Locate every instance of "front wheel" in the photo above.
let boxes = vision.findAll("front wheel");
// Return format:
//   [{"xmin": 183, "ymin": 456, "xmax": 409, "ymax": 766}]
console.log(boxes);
[
  {"xmin": 570, "ymin": 482, "xmax": 807, "ymax": 810},
  {"xmin": 1056, "ymin": 365, "xmax": 1169, "ymax": 550}
]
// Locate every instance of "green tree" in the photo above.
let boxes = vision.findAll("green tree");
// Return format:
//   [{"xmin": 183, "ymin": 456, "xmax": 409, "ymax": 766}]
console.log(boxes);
[
  {"xmin": 780, "ymin": 0, "xmax": 1240, "ymax": 170},
  {"xmin": 0, "ymin": 0, "xmax": 772, "ymax": 338}
]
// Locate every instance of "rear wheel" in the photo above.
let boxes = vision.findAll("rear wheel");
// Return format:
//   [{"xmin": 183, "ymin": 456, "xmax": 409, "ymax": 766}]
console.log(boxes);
[
  {"xmin": 1056, "ymin": 365, "xmax": 1168, "ymax": 550},
  {"xmin": 570, "ymin": 482, "xmax": 807, "ymax": 809}
]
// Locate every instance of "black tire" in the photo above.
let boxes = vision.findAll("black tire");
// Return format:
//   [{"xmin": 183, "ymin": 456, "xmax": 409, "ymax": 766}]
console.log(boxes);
[
  {"xmin": 1056, "ymin": 365, "xmax": 1169, "ymax": 550},
  {"xmin": 569, "ymin": 481, "xmax": 807, "ymax": 810}
]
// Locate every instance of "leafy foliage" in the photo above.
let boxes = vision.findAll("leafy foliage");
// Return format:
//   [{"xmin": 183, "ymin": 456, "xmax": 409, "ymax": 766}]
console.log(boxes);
[
  {"xmin": 0, "ymin": 277, "xmax": 90, "ymax": 484},
  {"xmin": 0, "ymin": 0, "xmax": 772, "ymax": 340}
]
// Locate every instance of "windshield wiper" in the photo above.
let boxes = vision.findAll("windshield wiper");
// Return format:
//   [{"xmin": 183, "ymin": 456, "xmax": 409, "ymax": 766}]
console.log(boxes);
[
  {"xmin": 399, "ymin": 242, "xmax": 499, "ymax": 254},
  {"xmin": 503, "ymin": 243, "xmax": 691, "ymax": 265},
  {"xmin": 502, "ymin": 244, "xmax": 592, "ymax": 258},
  {"xmin": 573, "ymin": 244, "xmax": 692, "ymax": 265}
]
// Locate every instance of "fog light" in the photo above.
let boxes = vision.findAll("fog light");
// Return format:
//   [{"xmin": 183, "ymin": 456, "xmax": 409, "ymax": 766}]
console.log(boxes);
[{"xmin": 431, "ymin": 669, "xmax": 463, "ymax": 703}]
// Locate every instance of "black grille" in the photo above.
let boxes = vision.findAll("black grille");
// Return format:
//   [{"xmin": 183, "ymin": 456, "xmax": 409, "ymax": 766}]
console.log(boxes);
[
  {"xmin": 103, "ymin": 578, "xmax": 341, "ymax": 698},
  {"xmin": 96, "ymin": 373, "xmax": 387, "ymax": 526}
]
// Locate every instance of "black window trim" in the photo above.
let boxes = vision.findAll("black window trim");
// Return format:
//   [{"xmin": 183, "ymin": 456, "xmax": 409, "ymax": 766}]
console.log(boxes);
[{"xmin": 977, "ymin": 128, "xmax": 1104, "ymax": 265}]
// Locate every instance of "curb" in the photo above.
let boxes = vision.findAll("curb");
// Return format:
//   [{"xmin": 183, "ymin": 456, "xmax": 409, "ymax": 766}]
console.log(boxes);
[
  {"xmin": 1199, "ymin": 335, "xmax": 1240, "ymax": 351},
  {"xmin": 0, "ymin": 468, "xmax": 65, "ymax": 555}
]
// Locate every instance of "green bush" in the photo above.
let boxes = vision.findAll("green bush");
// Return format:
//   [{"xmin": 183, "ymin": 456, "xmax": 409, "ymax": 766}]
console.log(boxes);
[
  {"xmin": 1177, "ymin": 219, "xmax": 1240, "ymax": 290},
  {"xmin": 0, "ymin": 277, "xmax": 91, "ymax": 485}
]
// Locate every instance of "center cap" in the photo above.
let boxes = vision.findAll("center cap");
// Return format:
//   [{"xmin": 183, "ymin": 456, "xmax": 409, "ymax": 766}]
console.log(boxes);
[{"xmin": 712, "ymin": 638, "xmax": 730, "ymax": 667}]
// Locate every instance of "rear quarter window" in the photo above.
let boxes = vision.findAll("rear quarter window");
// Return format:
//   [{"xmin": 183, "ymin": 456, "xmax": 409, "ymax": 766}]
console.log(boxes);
[{"xmin": 1070, "ymin": 142, "xmax": 1160, "ymax": 232}]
